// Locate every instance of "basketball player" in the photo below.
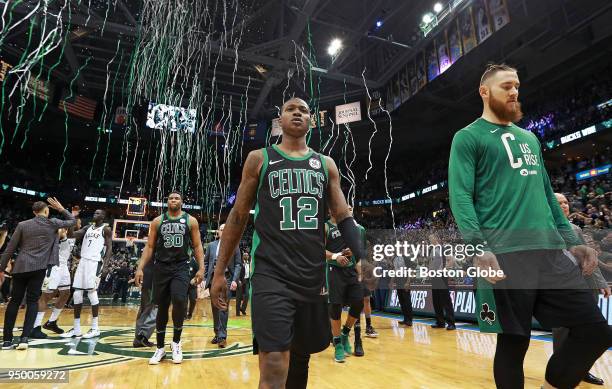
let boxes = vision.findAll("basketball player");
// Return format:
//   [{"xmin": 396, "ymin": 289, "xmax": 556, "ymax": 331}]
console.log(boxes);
[
  {"xmin": 347, "ymin": 205, "xmax": 378, "ymax": 341},
  {"xmin": 359, "ymin": 283, "xmax": 378, "ymax": 337},
  {"xmin": 62, "ymin": 209, "xmax": 112, "ymax": 339},
  {"xmin": 448, "ymin": 64, "xmax": 612, "ymax": 388},
  {"xmin": 210, "ymin": 97, "xmax": 368, "ymax": 389},
  {"xmin": 134, "ymin": 191, "xmax": 205, "ymax": 365},
  {"xmin": 325, "ymin": 211, "xmax": 366, "ymax": 361},
  {"xmin": 30, "ymin": 228, "xmax": 75, "ymax": 338}
]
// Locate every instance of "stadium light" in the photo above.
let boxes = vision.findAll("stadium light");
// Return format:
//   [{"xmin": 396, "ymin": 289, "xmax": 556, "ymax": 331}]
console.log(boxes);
[
  {"xmin": 376, "ymin": 20, "xmax": 383, "ymax": 28},
  {"xmin": 433, "ymin": 3, "xmax": 443, "ymax": 13},
  {"xmin": 327, "ymin": 39, "xmax": 342, "ymax": 56},
  {"xmin": 422, "ymin": 13, "xmax": 434, "ymax": 24}
]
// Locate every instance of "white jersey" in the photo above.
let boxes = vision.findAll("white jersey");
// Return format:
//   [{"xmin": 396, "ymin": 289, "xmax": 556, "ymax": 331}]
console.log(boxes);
[
  {"xmin": 58, "ymin": 238, "xmax": 75, "ymax": 266},
  {"xmin": 80, "ymin": 225, "xmax": 106, "ymax": 261}
]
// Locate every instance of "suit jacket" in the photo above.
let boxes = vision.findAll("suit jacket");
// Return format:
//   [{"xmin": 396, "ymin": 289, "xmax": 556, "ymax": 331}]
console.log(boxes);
[
  {"xmin": 0, "ymin": 210, "xmax": 76, "ymax": 274},
  {"xmin": 204, "ymin": 240, "xmax": 242, "ymax": 286},
  {"xmin": 570, "ymin": 223, "xmax": 607, "ymax": 290}
]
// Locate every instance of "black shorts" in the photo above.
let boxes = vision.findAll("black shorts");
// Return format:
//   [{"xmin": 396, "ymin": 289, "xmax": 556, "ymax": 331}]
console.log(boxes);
[
  {"xmin": 251, "ymin": 275, "xmax": 331, "ymax": 355},
  {"xmin": 152, "ymin": 260, "xmax": 190, "ymax": 304},
  {"xmin": 476, "ymin": 249, "xmax": 605, "ymax": 336},
  {"xmin": 326, "ymin": 265, "xmax": 362, "ymax": 305}
]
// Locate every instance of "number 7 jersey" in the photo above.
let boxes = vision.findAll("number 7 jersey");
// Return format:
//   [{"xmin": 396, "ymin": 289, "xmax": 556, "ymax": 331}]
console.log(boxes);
[{"xmin": 251, "ymin": 144, "xmax": 329, "ymax": 302}]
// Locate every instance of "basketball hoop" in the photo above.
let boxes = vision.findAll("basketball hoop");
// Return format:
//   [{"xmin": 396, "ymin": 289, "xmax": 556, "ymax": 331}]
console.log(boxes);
[{"xmin": 125, "ymin": 236, "xmax": 136, "ymax": 247}]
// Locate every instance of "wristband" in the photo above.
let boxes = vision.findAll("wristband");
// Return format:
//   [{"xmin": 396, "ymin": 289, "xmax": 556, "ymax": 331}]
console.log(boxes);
[{"xmin": 331, "ymin": 253, "xmax": 340, "ymax": 260}]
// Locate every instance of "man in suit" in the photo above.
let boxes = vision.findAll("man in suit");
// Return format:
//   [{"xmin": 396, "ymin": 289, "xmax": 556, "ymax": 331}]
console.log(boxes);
[
  {"xmin": 0, "ymin": 198, "xmax": 77, "ymax": 350},
  {"xmin": 236, "ymin": 252, "xmax": 251, "ymax": 315},
  {"xmin": 205, "ymin": 223, "xmax": 242, "ymax": 348}
]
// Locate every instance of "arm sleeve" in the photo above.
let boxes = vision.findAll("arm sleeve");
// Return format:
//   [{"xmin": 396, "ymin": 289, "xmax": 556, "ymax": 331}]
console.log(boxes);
[
  {"xmin": 337, "ymin": 217, "xmax": 366, "ymax": 260},
  {"xmin": 448, "ymin": 130, "xmax": 489, "ymax": 249},
  {"xmin": 538, "ymin": 144, "xmax": 582, "ymax": 247},
  {"xmin": 0, "ymin": 224, "xmax": 23, "ymax": 271},
  {"xmin": 50, "ymin": 210, "xmax": 76, "ymax": 229},
  {"xmin": 232, "ymin": 248, "xmax": 242, "ymax": 282}
]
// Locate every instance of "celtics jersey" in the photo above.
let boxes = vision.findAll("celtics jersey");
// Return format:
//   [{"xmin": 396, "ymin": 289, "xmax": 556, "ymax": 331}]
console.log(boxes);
[
  {"xmin": 154, "ymin": 211, "xmax": 192, "ymax": 263},
  {"xmin": 251, "ymin": 144, "xmax": 329, "ymax": 301},
  {"xmin": 325, "ymin": 221, "xmax": 365, "ymax": 267},
  {"xmin": 448, "ymin": 118, "xmax": 581, "ymax": 254}
]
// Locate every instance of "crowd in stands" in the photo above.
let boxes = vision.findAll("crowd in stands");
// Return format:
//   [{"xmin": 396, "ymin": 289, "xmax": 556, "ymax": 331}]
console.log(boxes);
[{"xmin": 520, "ymin": 64, "xmax": 612, "ymax": 142}]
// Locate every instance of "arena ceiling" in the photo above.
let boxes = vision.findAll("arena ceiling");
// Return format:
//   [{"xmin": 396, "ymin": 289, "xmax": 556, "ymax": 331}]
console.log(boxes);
[{"xmin": 3, "ymin": 0, "xmax": 612, "ymax": 156}]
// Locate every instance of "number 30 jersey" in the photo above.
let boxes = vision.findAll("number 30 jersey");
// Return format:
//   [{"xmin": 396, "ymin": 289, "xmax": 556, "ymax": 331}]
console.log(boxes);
[
  {"xmin": 251, "ymin": 145, "xmax": 329, "ymax": 302},
  {"xmin": 154, "ymin": 212, "xmax": 192, "ymax": 263}
]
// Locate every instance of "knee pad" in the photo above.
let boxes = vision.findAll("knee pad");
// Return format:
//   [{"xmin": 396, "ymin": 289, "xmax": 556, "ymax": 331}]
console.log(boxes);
[
  {"xmin": 348, "ymin": 299, "xmax": 364, "ymax": 319},
  {"xmin": 73, "ymin": 290, "xmax": 84, "ymax": 305},
  {"xmin": 87, "ymin": 290, "xmax": 99, "ymax": 306},
  {"xmin": 328, "ymin": 304, "xmax": 342, "ymax": 320}
]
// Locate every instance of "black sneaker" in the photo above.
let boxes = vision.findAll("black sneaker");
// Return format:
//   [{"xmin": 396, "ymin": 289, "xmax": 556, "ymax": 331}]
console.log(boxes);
[
  {"xmin": 43, "ymin": 320, "xmax": 65, "ymax": 334},
  {"xmin": 2, "ymin": 341, "xmax": 14, "ymax": 350},
  {"xmin": 354, "ymin": 339, "xmax": 364, "ymax": 357},
  {"xmin": 431, "ymin": 323, "xmax": 445, "ymax": 329},
  {"xmin": 398, "ymin": 320, "xmax": 413, "ymax": 326},
  {"xmin": 30, "ymin": 326, "xmax": 47, "ymax": 339},
  {"xmin": 240, "ymin": 310, "xmax": 247, "ymax": 316},
  {"xmin": 365, "ymin": 326, "xmax": 378, "ymax": 338},
  {"xmin": 446, "ymin": 324, "xmax": 456, "ymax": 331},
  {"xmin": 211, "ymin": 336, "xmax": 219, "ymax": 344},
  {"xmin": 16, "ymin": 337, "xmax": 28, "ymax": 350},
  {"xmin": 185, "ymin": 314, "xmax": 192, "ymax": 321}
]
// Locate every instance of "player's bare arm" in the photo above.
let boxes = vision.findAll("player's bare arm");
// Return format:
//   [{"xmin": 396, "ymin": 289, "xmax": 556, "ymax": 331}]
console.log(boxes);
[
  {"xmin": 210, "ymin": 149, "xmax": 263, "ymax": 310},
  {"xmin": 189, "ymin": 216, "xmax": 205, "ymax": 283}
]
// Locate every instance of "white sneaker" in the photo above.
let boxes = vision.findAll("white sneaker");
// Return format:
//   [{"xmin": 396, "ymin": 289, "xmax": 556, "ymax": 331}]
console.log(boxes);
[
  {"xmin": 82, "ymin": 328, "xmax": 100, "ymax": 339},
  {"xmin": 60, "ymin": 328, "xmax": 82, "ymax": 338},
  {"xmin": 149, "ymin": 348, "xmax": 166, "ymax": 365},
  {"xmin": 171, "ymin": 341, "xmax": 183, "ymax": 364}
]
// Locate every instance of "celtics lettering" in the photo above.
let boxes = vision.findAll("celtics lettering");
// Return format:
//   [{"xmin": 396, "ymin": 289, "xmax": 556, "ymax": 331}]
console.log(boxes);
[{"xmin": 268, "ymin": 169, "xmax": 326, "ymax": 199}]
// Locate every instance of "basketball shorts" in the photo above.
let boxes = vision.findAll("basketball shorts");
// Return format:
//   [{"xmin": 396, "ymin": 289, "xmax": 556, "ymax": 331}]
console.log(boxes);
[
  {"xmin": 45, "ymin": 264, "xmax": 71, "ymax": 292},
  {"xmin": 326, "ymin": 265, "xmax": 363, "ymax": 305},
  {"xmin": 251, "ymin": 274, "xmax": 331, "ymax": 355},
  {"xmin": 152, "ymin": 260, "xmax": 190, "ymax": 305},
  {"xmin": 73, "ymin": 258, "xmax": 103, "ymax": 291},
  {"xmin": 475, "ymin": 249, "xmax": 606, "ymax": 337}
]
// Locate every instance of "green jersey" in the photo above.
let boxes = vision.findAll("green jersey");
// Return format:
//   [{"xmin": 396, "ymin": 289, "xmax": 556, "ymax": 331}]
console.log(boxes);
[
  {"xmin": 448, "ymin": 118, "xmax": 581, "ymax": 254},
  {"xmin": 325, "ymin": 220, "xmax": 366, "ymax": 267}
]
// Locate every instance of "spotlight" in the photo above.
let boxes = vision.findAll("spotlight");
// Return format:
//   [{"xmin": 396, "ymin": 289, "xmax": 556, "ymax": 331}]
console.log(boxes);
[
  {"xmin": 433, "ymin": 3, "xmax": 443, "ymax": 13},
  {"xmin": 422, "ymin": 13, "xmax": 434, "ymax": 24},
  {"xmin": 327, "ymin": 39, "xmax": 342, "ymax": 56},
  {"xmin": 376, "ymin": 20, "xmax": 383, "ymax": 28}
]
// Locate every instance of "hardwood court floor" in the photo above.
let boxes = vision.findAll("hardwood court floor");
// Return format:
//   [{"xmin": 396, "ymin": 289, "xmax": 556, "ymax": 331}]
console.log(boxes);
[{"xmin": 0, "ymin": 300, "xmax": 610, "ymax": 388}]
